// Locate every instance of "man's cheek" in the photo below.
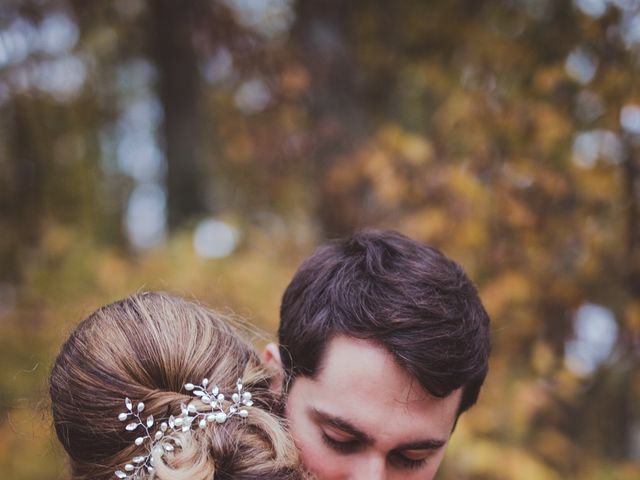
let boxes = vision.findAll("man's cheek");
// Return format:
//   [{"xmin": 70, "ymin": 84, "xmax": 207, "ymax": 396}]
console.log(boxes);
[{"xmin": 298, "ymin": 437, "xmax": 338, "ymax": 476}]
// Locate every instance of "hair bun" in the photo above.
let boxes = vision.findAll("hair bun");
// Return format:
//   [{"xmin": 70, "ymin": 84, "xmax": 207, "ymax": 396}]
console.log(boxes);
[
  {"xmin": 136, "ymin": 388, "xmax": 191, "ymax": 417},
  {"xmin": 153, "ymin": 404, "xmax": 300, "ymax": 480},
  {"xmin": 50, "ymin": 292, "xmax": 304, "ymax": 480}
]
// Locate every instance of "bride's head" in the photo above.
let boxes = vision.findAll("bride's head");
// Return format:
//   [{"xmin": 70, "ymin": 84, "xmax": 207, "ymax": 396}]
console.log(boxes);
[{"xmin": 50, "ymin": 292, "xmax": 302, "ymax": 479}]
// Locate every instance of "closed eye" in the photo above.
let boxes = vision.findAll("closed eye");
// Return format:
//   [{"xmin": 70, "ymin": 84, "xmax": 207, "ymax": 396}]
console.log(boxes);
[
  {"xmin": 322, "ymin": 433, "xmax": 429, "ymax": 470},
  {"xmin": 389, "ymin": 450, "xmax": 428, "ymax": 470},
  {"xmin": 321, "ymin": 431, "xmax": 363, "ymax": 454}
]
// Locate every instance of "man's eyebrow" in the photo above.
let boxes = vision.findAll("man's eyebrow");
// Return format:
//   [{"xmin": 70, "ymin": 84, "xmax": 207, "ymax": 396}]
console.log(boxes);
[
  {"xmin": 394, "ymin": 439, "xmax": 447, "ymax": 451},
  {"xmin": 310, "ymin": 407, "xmax": 374, "ymax": 444}
]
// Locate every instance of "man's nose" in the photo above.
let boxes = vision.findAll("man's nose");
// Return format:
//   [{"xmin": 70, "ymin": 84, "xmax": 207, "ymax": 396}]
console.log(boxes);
[{"xmin": 349, "ymin": 454, "xmax": 386, "ymax": 480}]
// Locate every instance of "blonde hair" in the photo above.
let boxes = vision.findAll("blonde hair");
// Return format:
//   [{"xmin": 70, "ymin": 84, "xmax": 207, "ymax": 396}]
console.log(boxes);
[{"xmin": 49, "ymin": 292, "xmax": 304, "ymax": 479}]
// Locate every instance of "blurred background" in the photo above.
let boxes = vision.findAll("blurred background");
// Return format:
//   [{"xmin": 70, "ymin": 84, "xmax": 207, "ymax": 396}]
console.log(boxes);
[{"xmin": 0, "ymin": 0, "xmax": 639, "ymax": 478}]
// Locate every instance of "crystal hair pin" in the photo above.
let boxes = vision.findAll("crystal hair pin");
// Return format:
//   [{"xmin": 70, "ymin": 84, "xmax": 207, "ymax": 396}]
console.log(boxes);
[{"xmin": 115, "ymin": 378, "xmax": 253, "ymax": 479}]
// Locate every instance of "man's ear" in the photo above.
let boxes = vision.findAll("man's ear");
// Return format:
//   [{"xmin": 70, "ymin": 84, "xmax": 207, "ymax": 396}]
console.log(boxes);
[{"xmin": 263, "ymin": 343, "xmax": 284, "ymax": 394}]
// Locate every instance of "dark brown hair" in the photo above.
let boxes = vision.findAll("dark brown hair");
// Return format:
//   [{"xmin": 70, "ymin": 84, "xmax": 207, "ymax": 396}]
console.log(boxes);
[
  {"xmin": 278, "ymin": 229, "xmax": 491, "ymax": 415},
  {"xmin": 50, "ymin": 292, "xmax": 304, "ymax": 480}
]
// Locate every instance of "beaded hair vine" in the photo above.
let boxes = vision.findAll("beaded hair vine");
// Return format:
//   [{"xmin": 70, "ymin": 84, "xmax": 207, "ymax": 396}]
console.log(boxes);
[{"xmin": 115, "ymin": 378, "xmax": 253, "ymax": 479}]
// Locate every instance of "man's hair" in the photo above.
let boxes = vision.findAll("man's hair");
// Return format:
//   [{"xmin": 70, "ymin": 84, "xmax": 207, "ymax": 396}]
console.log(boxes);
[{"xmin": 278, "ymin": 229, "xmax": 491, "ymax": 415}]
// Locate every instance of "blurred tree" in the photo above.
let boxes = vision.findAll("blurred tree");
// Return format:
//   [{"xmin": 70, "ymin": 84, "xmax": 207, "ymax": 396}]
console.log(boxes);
[
  {"xmin": 293, "ymin": 0, "xmax": 364, "ymax": 236},
  {"xmin": 149, "ymin": 0, "xmax": 208, "ymax": 229}
]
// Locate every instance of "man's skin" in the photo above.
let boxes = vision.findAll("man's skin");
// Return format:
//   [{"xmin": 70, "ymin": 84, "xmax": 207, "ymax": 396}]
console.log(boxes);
[{"xmin": 265, "ymin": 336, "xmax": 461, "ymax": 479}]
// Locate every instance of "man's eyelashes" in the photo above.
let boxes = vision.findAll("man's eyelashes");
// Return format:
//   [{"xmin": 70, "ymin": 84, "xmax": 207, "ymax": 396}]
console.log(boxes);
[
  {"xmin": 320, "ymin": 432, "xmax": 362, "ymax": 454},
  {"xmin": 320, "ymin": 431, "xmax": 428, "ymax": 470},
  {"xmin": 389, "ymin": 451, "xmax": 427, "ymax": 470}
]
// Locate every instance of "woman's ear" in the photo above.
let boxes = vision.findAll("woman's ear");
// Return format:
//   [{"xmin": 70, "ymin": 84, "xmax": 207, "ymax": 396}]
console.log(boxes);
[{"xmin": 263, "ymin": 343, "xmax": 283, "ymax": 394}]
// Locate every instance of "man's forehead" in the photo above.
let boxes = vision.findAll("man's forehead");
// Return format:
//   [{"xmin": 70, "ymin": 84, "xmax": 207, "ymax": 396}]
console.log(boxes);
[
  {"xmin": 302, "ymin": 335, "xmax": 462, "ymax": 437},
  {"xmin": 315, "ymin": 335, "xmax": 425, "ymax": 399}
]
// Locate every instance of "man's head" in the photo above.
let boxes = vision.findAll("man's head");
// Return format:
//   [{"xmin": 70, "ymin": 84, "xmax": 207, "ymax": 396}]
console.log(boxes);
[{"xmin": 271, "ymin": 229, "xmax": 491, "ymax": 479}]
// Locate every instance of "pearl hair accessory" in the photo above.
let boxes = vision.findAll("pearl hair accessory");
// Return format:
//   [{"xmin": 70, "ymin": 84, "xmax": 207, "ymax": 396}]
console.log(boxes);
[{"xmin": 115, "ymin": 378, "xmax": 253, "ymax": 479}]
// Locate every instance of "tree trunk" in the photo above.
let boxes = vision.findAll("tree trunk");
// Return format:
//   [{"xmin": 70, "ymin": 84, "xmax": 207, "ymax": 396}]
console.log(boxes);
[
  {"xmin": 293, "ymin": 0, "xmax": 365, "ymax": 237},
  {"xmin": 1, "ymin": 100, "xmax": 43, "ymax": 282},
  {"xmin": 149, "ymin": 0, "xmax": 208, "ymax": 230},
  {"xmin": 623, "ymin": 142, "xmax": 640, "ymax": 296}
]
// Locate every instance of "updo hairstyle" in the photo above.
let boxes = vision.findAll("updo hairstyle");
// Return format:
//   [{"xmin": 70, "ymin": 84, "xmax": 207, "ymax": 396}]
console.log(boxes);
[{"xmin": 49, "ymin": 292, "xmax": 303, "ymax": 480}]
